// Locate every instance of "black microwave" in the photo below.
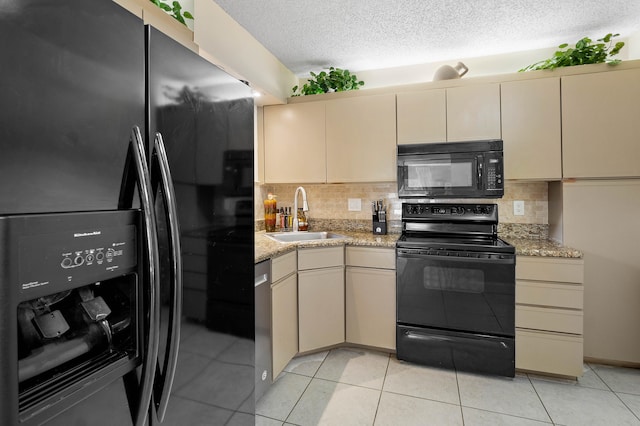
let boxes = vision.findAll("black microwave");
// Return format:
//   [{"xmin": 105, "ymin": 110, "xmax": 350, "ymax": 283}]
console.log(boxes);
[{"xmin": 397, "ymin": 140, "xmax": 504, "ymax": 198}]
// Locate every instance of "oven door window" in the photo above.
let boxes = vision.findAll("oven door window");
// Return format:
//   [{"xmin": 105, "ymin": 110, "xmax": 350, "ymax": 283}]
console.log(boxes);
[{"xmin": 397, "ymin": 252, "xmax": 514, "ymax": 336}]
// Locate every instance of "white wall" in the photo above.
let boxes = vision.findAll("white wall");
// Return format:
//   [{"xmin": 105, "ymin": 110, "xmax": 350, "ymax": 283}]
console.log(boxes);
[{"xmin": 330, "ymin": 35, "xmax": 639, "ymax": 90}]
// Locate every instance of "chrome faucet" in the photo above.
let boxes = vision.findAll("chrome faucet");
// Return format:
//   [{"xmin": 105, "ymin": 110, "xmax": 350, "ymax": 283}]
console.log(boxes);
[{"xmin": 293, "ymin": 186, "xmax": 309, "ymax": 232}]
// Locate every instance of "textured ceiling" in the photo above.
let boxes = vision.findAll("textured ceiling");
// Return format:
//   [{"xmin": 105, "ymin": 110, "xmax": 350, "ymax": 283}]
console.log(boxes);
[{"xmin": 213, "ymin": 0, "xmax": 640, "ymax": 77}]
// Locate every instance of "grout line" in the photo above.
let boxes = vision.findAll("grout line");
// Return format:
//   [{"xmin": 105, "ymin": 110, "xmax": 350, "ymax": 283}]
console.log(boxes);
[
  {"xmin": 281, "ymin": 349, "xmax": 332, "ymax": 425},
  {"xmin": 371, "ymin": 353, "xmax": 392, "ymax": 425},
  {"xmin": 589, "ymin": 363, "xmax": 640, "ymax": 423},
  {"xmin": 526, "ymin": 373, "xmax": 556, "ymax": 425},
  {"xmin": 456, "ymin": 370, "xmax": 465, "ymax": 425}
]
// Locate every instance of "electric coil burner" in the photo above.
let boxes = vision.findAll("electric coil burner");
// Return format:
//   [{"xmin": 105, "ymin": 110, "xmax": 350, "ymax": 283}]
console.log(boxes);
[{"xmin": 396, "ymin": 203, "xmax": 516, "ymax": 377}]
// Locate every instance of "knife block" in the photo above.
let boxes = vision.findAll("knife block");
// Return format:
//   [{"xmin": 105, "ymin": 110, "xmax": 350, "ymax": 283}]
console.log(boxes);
[{"xmin": 373, "ymin": 220, "xmax": 387, "ymax": 235}]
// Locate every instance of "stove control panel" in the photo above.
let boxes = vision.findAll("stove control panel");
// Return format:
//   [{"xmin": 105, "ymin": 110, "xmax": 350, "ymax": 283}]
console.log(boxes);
[{"xmin": 403, "ymin": 203, "xmax": 495, "ymax": 218}]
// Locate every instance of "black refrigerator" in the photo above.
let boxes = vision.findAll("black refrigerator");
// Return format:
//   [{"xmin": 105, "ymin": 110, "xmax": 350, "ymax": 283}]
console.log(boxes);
[{"xmin": 0, "ymin": 0, "xmax": 255, "ymax": 425}]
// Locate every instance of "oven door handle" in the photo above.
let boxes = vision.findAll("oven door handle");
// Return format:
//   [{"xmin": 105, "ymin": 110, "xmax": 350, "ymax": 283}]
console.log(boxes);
[{"xmin": 397, "ymin": 249, "xmax": 515, "ymax": 264}]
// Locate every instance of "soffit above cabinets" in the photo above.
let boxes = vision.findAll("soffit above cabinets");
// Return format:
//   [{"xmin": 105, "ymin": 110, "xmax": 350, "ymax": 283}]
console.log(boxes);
[{"xmin": 212, "ymin": 0, "xmax": 640, "ymax": 77}]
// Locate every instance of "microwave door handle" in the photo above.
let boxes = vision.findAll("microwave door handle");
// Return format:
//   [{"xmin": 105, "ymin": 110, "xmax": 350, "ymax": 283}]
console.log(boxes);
[
  {"xmin": 122, "ymin": 126, "xmax": 160, "ymax": 426},
  {"xmin": 477, "ymin": 159, "xmax": 483, "ymax": 190},
  {"xmin": 150, "ymin": 132, "xmax": 183, "ymax": 422}
]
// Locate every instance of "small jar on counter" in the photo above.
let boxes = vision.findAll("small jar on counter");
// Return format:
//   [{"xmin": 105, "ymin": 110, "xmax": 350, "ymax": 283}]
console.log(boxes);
[
  {"xmin": 297, "ymin": 208, "xmax": 308, "ymax": 231},
  {"xmin": 264, "ymin": 193, "xmax": 277, "ymax": 232}
]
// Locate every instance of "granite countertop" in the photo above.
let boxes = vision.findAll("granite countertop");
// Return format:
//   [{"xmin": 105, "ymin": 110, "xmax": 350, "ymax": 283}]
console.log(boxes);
[
  {"xmin": 255, "ymin": 230, "xmax": 398, "ymax": 263},
  {"xmin": 503, "ymin": 237, "xmax": 583, "ymax": 259},
  {"xmin": 255, "ymin": 230, "xmax": 583, "ymax": 263}
]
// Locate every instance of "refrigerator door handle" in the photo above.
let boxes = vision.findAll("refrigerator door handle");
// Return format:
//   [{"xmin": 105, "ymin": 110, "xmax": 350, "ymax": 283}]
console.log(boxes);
[
  {"xmin": 125, "ymin": 126, "xmax": 161, "ymax": 426},
  {"xmin": 150, "ymin": 131, "xmax": 182, "ymax": 422}
]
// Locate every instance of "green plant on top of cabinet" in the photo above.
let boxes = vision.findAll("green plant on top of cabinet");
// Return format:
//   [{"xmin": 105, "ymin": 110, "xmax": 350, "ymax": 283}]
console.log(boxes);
[
  {"xmin": 501, "ymin": 78, "xmax": 562, "ymax": 180},
  {"xmin": 396, "ymin": 89, "xmax": 447, "ymax": 144},
  {"xmin": 264, "ymin": 102, "xmax": 327, "ymax": 183},
  {"xmin": 325, "ymin": 94, "xmax": 397, "ymax": 182},
  {"xmin": 561, "ymin": 68, "xmax": 640, "ymax": 178}
]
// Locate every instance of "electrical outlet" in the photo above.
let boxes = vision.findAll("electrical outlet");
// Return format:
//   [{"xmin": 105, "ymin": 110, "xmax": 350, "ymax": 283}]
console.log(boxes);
[
  {"xmin": 348, "ymin": 198, "xmax": 362, "ymax": 211},
  {"xmin": 513, "ymin": 200, "xmax": 525, "ymax": 216}
]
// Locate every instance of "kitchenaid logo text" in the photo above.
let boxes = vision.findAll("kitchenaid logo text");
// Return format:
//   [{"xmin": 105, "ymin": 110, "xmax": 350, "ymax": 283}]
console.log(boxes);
[{"xmin": 74, "ymin": 231, "xmax": 101, "ymax": 238}]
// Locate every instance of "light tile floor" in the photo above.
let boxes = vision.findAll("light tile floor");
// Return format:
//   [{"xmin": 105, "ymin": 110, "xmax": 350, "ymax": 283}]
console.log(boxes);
[{"xmin": 256, "ymin": 347, "xmax": 640, "ymax": 426}]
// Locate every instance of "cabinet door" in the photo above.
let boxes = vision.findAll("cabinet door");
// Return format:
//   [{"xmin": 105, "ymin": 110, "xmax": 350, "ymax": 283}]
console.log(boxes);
[
  {"xmin": 325, "ymin": 94, "xmax": 396, "ymax": 182},
  {"xmin": 562, "ymin": 69, "xmax": 640, "ymax": 178},
  {"xmin": 298, "ymin": 266, "xmax": 345, "ymax": 352},
  {"xmin": 264, "ymin": 102, "xmax": 326, "ymax": 183},
  {"xmin": 272, "ymin": 273, "xmax": 298, "ymax": 378},
  {"xmin": 346, "ymin": 267, "xmax": 396, "ymax": 350},
  {"xmin": 397, "ymin": 90, "xmax": 447, "ymax": 144},
  {"xmin": 446, "ymin": 84, "xmax": 501, "ymax": 141},
  {"xmin": 562, "ymin": 179, "xmax": 640, "ymax": 363},
  {"xmin": 501, "ymin": 78, "xmax": 561, "ymax": 180}
]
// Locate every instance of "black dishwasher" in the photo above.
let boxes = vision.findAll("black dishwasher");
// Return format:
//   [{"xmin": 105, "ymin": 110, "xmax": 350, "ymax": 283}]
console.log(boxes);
[{"xmin": 255, "ymin": 260, "xmax": 272, "ymax": 401}]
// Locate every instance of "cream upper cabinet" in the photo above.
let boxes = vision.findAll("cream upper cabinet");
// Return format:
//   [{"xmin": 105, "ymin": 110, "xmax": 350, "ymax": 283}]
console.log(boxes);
[
  {"xmin": 446, "ymin": 84, "xmax": 501, "ymax": 142},
  {"xmin": 264, "ymin": 102, "xmax": 327, "ymax": 183},
  {"xmin": 501, "ymin": 78, "xmax": 562, "ymax": 180},
  {"xmin": 561, "ymin": 68, "xmax": 640, "ymax": 178},
  {"xmin": 396, "ymin": 90, "xmax": 447, "ymax": 144},
  {"xmin": 325, "ymin": 94, "xmax": 397, "ymax": 182}
]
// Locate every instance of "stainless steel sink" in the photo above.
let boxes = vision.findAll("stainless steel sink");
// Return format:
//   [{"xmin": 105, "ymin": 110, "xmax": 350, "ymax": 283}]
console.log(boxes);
[{"xmin": 265, "ymin": 231, "xmax": 348, "ymax": 243}]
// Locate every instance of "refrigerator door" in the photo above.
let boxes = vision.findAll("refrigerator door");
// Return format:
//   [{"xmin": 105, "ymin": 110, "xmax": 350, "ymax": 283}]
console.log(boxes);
[
  {"xmin": 146, "ymin": 26, "xmax": 256, "ymax": 424},
  {"xmin": 0, "ymin": 0, "xmax": 144, "ymax": 215}
]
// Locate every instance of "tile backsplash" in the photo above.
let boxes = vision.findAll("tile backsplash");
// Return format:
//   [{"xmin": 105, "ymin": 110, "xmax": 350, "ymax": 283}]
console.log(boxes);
[{"xmin": 255, "ymin": 181, "xmax": 548, "ymax": 224}]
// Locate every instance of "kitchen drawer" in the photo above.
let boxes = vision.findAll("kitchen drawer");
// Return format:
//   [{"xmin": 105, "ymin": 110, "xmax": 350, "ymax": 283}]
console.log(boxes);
[
  {"xmin": 345, "ymin": 247, "xmax": 395, "ymax": 270},
  {"xmin": 516, "ymin": 329, "xmax": 583, "ymax": 377},
  {"xmin": 516, "ymin": 305, "xmax": 583, "ymax": 334},
  {"xmin": 516, "ymin": 280, "xmax": 583, "ymax": 309},
  {"xmin": 516, "ymin": 256, "xmax": 584, "ymax": 283},
  {"xmin": 272, "ymin": 250, "xmax": 297, "ymax": 282},
  {"xmin": 298, "ymin": 246, "xmax": 344, "ymax": 270}
]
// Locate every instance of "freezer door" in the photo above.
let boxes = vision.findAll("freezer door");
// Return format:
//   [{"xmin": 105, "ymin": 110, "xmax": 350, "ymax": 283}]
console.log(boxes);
[{"xmin": 0, "ymin": 0, "xmax": 145, "ymax": 215}]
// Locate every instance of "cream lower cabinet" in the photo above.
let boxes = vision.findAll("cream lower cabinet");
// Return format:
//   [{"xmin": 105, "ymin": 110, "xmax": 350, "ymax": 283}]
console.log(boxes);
[
  {"xmin": 515, "ymin": 256, "xmax": 584, "ymax": 377},
  {"xmin": 298, "ymin": 247, "xmax": 345, "ymax": 352},
  {"xmin": 271, "ymin": 251, "xmax": 298, "ymax": 378},
  {"xmin": 345, "ymin": 247, "xmax": 396, "ymax": 350}
]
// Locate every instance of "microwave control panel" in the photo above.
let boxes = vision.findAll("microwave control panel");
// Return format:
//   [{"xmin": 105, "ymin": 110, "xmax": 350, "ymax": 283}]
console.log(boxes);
[{"xmin": 485, "ymin": 156, "xmax": 503, "ymax": 190}]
